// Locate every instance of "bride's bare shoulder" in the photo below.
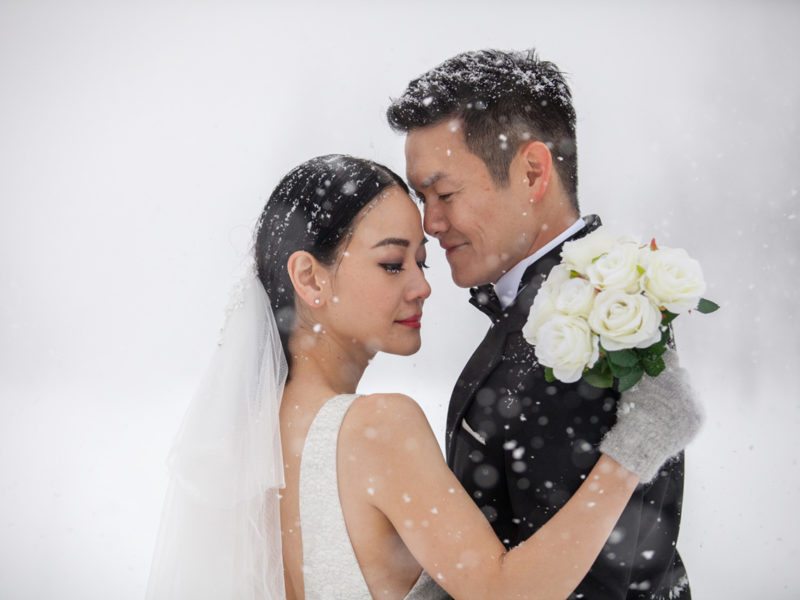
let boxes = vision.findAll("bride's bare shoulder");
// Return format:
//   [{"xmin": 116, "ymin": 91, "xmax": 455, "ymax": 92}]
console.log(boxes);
[
  {"xmin": 341, "ymin": 393, "xmax": 435, "ymax": 447},
  {"xmin": 339, "ymin": 393, "xmax": 449, "ymax": 507}
]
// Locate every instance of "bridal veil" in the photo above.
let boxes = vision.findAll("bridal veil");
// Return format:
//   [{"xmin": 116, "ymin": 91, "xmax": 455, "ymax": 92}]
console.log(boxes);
[{"xmin": 146, "ymin": 263, "xmax": 288, "ymax": 599}]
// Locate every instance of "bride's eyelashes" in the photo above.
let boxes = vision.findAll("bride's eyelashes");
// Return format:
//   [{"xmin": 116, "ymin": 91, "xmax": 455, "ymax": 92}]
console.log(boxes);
[
  {"xmin": 379, "ymin": 262, "xmax": 404, "ymax": 274},
  {"xmin": 379, "ymin": 260, "xmax": 430, "ymax": 274}
]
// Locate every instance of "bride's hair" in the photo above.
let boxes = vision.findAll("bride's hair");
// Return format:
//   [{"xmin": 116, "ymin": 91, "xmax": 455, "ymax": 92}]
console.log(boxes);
[{"xmin": 254, "ymin": 154, "xmax": 409, "ymax": 366}]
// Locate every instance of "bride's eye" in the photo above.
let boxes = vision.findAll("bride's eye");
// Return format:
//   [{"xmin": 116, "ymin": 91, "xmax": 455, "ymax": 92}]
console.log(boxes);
[
  {"xmin": 380, "ymin": 262, "xmax": 404, "ymax": 274},
  {"xmin": 417, "ymin": 260, "xmax": 429, "ymax": 270}
]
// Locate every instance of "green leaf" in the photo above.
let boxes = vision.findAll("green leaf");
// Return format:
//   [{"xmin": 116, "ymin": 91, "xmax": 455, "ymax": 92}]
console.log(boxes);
[
  {"xmin": 696, "ymin": 298, "xmax": 720, "ymax": 314},
  {"xmin": 661, "ymin": 310, "xmax": 679, "ymax": 325},
  {"xmin": 610, "ymin": 363, "xmax": 638, "ymax": 379},
  {"xmin": 608, "ymin": 360, "xmax": 624, "ymax": 377},
  {"xmin": 637, "ymin": 339, "xmax": 667, "ymax": 357},
  {"xmin": 618, "ymin": 365, "xmax": 645, "ymax": 392},
  {"xmin": 569, "ymin": 270, "xmax": 583, "ymax": 279},
  {"xmin": 637, "ymin": 346, "xmax": 666, "ymax": 362},
  {"xmin": 584, "ymin": 369, "xmax": 614, "ymax": 389},
  {"xmin": 607, "ymin": 349, "xmax": 639, "ymax": 367},
  {"xmin": 583, "ymin": 360, "xmax": 614, "ymax": 389},
  {"xmin": 544, "ymin": 367, "xmax": 555, "ymax": 383},
  {"xmin": 636, "ymin": 265, "xmax": 646, "ymax": 276},
  {"xmin": 641, "ymin": 354, "xmax": 666, "ymax": 377}
]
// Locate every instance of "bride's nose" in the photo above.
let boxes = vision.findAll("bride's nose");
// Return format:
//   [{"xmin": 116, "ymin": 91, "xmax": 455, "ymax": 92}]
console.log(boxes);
[{"xmin": 406, "ymin": 267, "xmax": 432, "ymax": 303}]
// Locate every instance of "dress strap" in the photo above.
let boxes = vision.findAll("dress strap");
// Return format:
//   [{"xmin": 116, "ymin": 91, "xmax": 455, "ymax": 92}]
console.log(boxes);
[{"xmin": 299, "ymin": 394, "xmax": 371, "ymax": 599}]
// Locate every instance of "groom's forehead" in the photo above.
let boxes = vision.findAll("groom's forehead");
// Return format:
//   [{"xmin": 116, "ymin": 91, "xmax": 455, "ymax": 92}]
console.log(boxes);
[
  {"xmin": 405, "ymin": 144, "xmax": 456, "ymax": 188},
  {"xmin": 405, "ymin": 120, "xmax": 465, "ymax": 165}
]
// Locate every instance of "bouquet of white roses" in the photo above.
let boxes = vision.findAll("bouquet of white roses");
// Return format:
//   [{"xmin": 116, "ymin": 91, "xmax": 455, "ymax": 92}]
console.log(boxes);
[{"xmin": 522, "ymin": 227, "xmax": 718, "ymax": 391}]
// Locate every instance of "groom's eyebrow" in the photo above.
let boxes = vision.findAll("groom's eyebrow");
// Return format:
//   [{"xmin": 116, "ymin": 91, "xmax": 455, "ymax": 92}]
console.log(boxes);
[
  {"xmin": 409, "ymin": 173, "xmax": 446, "ymax": 204},
  {"xmin": 420, "ymin": 172, "xmax": 444, "ymax": 188}
]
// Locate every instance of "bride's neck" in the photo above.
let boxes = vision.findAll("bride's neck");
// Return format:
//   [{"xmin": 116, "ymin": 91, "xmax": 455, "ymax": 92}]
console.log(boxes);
[{"xmin": 287, "ymin": 328, "xmax": 370, "ymax": 395}]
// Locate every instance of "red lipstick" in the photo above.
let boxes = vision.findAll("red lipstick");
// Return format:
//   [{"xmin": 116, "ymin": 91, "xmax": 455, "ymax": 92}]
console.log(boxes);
[{"xmin": 395, "ymin": 314, "xmax": 422, "ymax": 329}]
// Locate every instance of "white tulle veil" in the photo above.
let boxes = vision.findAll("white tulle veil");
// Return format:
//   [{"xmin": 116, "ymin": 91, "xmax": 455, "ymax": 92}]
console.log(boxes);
[{"xmin": 146, "ymin": 260, "xmax": 288, "ymax": 599}]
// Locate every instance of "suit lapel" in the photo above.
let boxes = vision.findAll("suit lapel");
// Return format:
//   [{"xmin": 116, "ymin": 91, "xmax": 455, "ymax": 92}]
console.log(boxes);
[
  {"xmin": 445, "ymin": 215, "xmax": 603, "ymax": 465},
  {"xmin": 445, "ymin": 324, "xmax": 505, "ymax": 461}
]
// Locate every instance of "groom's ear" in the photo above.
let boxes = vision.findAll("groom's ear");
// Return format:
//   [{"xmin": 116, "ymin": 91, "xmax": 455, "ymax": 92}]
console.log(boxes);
[
  {"xmin": 287, "ymin": 251, "xmax": 328, "ymax": 308},
  {"xmin": 517, "ymin": 140, "xmax": 554, "ymax": 204}
]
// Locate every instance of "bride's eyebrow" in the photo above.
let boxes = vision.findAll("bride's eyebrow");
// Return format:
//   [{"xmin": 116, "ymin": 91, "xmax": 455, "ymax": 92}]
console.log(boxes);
[
  {"xmin": 372, "ymin": 237, "xmax": 410, "ymax": 249},
  {"xmin": 372, "ymin": 237, "xmax": 429, "ymax": 249}
]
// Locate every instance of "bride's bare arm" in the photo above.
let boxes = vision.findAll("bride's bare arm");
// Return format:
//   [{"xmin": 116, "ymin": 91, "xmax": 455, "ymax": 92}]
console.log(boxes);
[{"xmin": 347, "ymin": 393, "xmax": 638, "ymax": 600}]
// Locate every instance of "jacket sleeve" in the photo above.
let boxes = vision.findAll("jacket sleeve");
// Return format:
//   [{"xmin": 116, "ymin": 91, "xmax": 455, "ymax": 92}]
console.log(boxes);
[
  {"xmin": 496, "ymin": 329, "xmax": 689, "ymax": 598},
  {"xmin": 498, "ymin": 330, "xmax": 648, "ymax": 597}
]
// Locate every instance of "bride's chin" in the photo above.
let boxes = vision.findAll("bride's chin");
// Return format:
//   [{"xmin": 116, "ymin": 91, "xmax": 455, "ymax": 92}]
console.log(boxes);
[
  {"xmin": 365, "ymin": 331, "xmax": 422, "ymax": 357},
  {"xmin": 388, "ymin": 339, "xmax": 423, "ymax": 357}
]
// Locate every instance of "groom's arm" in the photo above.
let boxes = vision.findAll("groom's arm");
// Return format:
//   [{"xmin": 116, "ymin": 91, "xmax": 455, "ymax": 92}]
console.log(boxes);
[
  {"xmin": 494, "ymin": 330, "xmax": 647, "ymax": 597},
  {"xmin": 495, "ymin": 330, "xmax": 621, "ymax": 543},
  {"xmin": 503, "ymin": 386, "xmax": 655, "ymax": 599},
  {"xmin": 625, "ymin": 454, "xmax": 688, "ymax": 596}
]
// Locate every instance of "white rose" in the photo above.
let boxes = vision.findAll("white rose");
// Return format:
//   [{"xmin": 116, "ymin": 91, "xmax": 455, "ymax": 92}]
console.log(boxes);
[
  {"xmin": 585, "ymin": 238, "xmax": 643, "ymax": 293},
  {"xmin": 533, "ymin": 314, "xmax": 600, "ymax": 383},
  {"xmin": 522, "ymin": 265, "xmax": 571, "ymax": 345},
  {"xmin": 642, "ymin": 247, "xmax": 707, "ymax": 313},
  {"xmin": 554, "ymin": 276, "xmax": 596, "ymax": 318},
  {"xmin": 588, "ymin": 290, "xmax": 662, "ymax": 351},
  {"xmin": 540, "ymin": 262, "xmax": 572, "ymax": 294},
  {"xmin": 560, "ymin": 226, "xmax": 619, "ymax": 275}
]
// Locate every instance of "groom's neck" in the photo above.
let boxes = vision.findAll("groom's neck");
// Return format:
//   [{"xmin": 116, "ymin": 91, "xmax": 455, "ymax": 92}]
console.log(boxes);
[{"xmin": 524, "ymin": 209, "xmax": 580, "ymax": 260}]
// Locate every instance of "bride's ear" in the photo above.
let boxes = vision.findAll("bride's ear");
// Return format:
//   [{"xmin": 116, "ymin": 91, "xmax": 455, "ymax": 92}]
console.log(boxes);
[{"xmin": 287, "ymin": 250, "xmax": 329, "ymax": 309}]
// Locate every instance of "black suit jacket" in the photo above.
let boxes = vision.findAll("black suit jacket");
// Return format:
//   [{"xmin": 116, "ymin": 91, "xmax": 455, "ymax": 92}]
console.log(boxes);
[{"xmin": 446, "ymin": 216, "xmax": 690, "ymax": 599}]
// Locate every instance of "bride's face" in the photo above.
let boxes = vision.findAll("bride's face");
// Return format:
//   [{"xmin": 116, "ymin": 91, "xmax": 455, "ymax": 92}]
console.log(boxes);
[{"xmin": 323, "ymin": 185, "xmax": 431, "ymax": 357}]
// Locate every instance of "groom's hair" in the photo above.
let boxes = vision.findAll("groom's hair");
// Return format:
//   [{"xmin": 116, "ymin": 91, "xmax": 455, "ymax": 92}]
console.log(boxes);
[{"xmin": 387, "ymin": 49, "xmax": 579, "ymax": 211}]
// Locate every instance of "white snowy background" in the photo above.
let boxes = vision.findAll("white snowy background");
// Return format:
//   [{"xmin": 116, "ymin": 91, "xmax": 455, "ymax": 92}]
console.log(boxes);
[{"xmin": 1, "ymin": 1, "xmax": 798, "ymax": 598}]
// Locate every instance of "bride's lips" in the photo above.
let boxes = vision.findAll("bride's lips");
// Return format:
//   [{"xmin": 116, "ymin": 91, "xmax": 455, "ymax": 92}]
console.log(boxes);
[{"xmin": 395, "ymin": 314, "xmax": 422, "ymax": 329}]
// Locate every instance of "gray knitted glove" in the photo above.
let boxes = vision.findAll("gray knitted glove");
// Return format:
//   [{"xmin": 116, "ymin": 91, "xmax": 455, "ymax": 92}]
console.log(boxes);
[{"xmin": 599, "ymin": 350, "xmax": 704, "ymax": 483}]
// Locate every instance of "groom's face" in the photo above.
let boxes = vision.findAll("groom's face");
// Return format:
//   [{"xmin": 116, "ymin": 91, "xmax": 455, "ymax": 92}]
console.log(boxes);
[{"xmin": 405, "ymin": 119, "xmax": 537, "ymax": 288}]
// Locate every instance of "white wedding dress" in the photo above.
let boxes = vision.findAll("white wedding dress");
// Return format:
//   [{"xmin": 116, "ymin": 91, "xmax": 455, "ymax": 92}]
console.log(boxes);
[
  {"xmin": 300, "ymin": 394, "xmax": 448, "ymax": 599},
  {"xmin": 147, "ymin": 270, "xmax": 449, "ymax": 599}
]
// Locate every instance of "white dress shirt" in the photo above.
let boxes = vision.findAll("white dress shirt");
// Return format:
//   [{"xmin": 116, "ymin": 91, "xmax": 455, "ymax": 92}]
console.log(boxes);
[{"xmin": 493, "ymin": 218, "xmax": 586, "ymax": 309}]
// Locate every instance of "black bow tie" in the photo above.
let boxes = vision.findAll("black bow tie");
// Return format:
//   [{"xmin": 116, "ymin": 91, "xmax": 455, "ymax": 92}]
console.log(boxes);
[{"xmin": 469, "ymin": 284, "xmax": 504, "ymax": 323}]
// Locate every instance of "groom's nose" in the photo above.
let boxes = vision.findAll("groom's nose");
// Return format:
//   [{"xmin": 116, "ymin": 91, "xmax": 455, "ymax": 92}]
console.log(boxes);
[{"xmin": 422, "ymin": 199, "xmax": 448, "ymax": 238}]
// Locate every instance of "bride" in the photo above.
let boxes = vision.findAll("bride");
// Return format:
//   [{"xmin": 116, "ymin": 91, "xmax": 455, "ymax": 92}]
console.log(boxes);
[{"xmin": 146, "ymin": 155, "xmax": 702, "ymax": 599}]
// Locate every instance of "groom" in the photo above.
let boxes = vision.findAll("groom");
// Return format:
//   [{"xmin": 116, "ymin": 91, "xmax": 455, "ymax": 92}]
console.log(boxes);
[{"xmin": 387, "ymin": 50, "xmax": 690, "ymax": 599}]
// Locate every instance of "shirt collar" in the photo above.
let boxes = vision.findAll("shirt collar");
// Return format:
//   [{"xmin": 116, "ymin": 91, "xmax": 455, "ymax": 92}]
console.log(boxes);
[{"xmin": 493, "ymin": 217, "xmax": 586, "ymax": 309}]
